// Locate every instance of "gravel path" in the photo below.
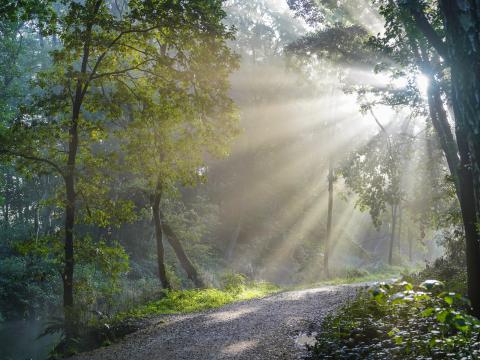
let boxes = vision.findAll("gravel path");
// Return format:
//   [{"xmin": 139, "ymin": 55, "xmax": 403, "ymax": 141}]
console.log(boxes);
[{"xmin": 73, "ymin": 283, "xmax": 366, "ymax": 360}]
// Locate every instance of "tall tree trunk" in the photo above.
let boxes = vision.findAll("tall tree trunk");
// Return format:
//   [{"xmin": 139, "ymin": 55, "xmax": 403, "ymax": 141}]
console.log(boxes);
[
  {"xmin": 440, "ymin": 0, "xmax": 480, "ymax": 213},
  {"xmin": 161, "ymin": 215, "xmax": 205, "ymax": 288},
  {"xmin": 439, "ymin": 1, "xmax": 480, "ymax": 316},
  {"xmin": 404, "ymin": 4, "xmax": 480, "ymax": 314},
  {"xmin": 426, "ymin": 79, "xmax": 480, "ymax": 316},
  {"xmin": 455, "ymin": 129, "xmax": 480, "ymax": 317},
  {"xmin": 226, "ymin": 219, "xmax": 242, "ymax": 261},
  {"xmin": 62, "ymin": 0, "xmax": 102, "ymax": 336},
  {"xmin": 151, "ymin": 193, "xmax": 171, "ymax": 289},
  {"xmin": 325, "ymin": 158, "xmax": 334, "ymax": 278},
  {"xmin": 388, "ymin": 204, "xmax": 397, "ymax": 266},
  {"xmin": 63, "ymin": 172, "xmax": 76, "ymax": 339}
]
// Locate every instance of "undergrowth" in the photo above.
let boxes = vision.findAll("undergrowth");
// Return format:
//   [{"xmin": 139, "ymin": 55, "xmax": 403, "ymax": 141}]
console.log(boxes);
[
  {"xmin": 114, "ymin": 281, "xmax": 278, "ymax": 320},
  {"xmin": 49, "ymin": 275, "xmax": 279, "ymax": 358},
  {"xmin": 308, "ymin": 280, "xmax": 480, "ymax": 359}
]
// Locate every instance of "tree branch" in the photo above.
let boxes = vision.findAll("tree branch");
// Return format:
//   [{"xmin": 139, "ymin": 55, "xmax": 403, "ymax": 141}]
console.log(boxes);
[
  {"xmin": 84, "ymin": 25, "xmax": 159, "ymax": 98},
  {"xmin": 401, "ymin": 0, "xmax": 449, "ymax": 60},
  {"xmin": 0, "ymin": 148, "xmax": 64, "ymax": 177},
  {"xmin": 90, "ymin": 59, "xmax": 153, "ymax": 79}
]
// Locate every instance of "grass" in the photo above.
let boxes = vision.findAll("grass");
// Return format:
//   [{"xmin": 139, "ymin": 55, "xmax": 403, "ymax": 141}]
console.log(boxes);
[
  {"xmin": 114, "ymin": 266, "xmax": 416, "ymax": 321},
  {"xmin": 290, "ymin": 265, "xmax": 416, "ymax": 291},
  {"xmin": 114, "ymin": 281, "xmax": 279, "ymax": 321}
]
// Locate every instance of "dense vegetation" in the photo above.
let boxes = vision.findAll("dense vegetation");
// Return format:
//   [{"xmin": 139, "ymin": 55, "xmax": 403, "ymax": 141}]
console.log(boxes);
[
  {"xmin": 308, "ymin": 226, "xmax": 475, "ymax": 359},
  {"xmin": 1, "ymin": 0, "xmax": 480, "ymax": 359}
]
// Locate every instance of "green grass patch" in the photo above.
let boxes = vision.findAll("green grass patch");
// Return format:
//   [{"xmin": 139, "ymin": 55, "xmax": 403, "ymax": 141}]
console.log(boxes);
[
  {"xmin": 114, "ymin": 281, "xmax": 279, "ymax": 321},
  {"xmin": 291, "ymin": 265, "xmax": 413, "ymax": 290}
]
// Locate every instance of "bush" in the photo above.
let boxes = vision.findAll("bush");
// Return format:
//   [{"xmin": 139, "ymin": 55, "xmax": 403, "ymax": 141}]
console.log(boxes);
[
  {"xmin": 220, "ymin": 272, "xmax": 247, "ymax": 294},
  {"xmin": 308, "ymin": 280, "xmax": 480, "ymax": 359},
  {"xmin": 0, "ymin": 256, "xmax": 59, "ymax": 320},
  {"xmin": 344, "ymin": 267, "xmax": 370, "ymax": 279}
]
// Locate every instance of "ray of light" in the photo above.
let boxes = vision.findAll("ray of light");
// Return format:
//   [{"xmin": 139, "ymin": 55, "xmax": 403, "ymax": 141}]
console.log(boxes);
[{"xmin": 261, "ymin": 187, "xmax": 330, "ymax": 270}]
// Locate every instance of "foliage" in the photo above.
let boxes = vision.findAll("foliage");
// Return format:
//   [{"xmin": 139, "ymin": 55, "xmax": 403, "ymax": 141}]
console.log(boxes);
[
  {"xmin": 288, "ymin": 0, "xmax": 379, "ymax": 27},
  {"xmin": 15, "ymin": 233, "xmax": 130, "ymax": 321},
  {"xmin": 0, "ymin": 256, "xmax": 59, "ymax": 320},
  {"xmin": 341, "ymin": 131, "xmax": 407, "ymax": 228},
  {"xmin": 309, "ymin": 280, "xmax": 480, "ymax": 359},
  {"xmin": 220, "ymin": 271, "xmax": 247, "ymax": 293},
  {"xmin": 411, "ymin": 227, "xmax": 467, "ymax": 295}
]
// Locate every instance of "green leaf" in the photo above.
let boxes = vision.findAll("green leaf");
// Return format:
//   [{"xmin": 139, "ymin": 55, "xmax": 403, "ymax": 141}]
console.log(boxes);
[
  {"xmin": 393, "ymin": 335, "xmax": 403, "ymax": 345},
  {"xmin": 387, "ymin": 327, "xmax": 400, "ymax": 337},
  {"xmin": 421, "ymin": 307, "xmax": 434, "ymax": 317},
  {"xmin": 420, "ymin": 280, "xmax": 444, "ymax": 291},
  {"xmin": 452, "ymin": 315, "xmax": 469, "ymax": 332}
]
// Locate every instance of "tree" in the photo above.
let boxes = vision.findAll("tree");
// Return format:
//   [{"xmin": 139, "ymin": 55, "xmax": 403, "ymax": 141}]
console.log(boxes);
[
  {"xmin": 286, "ymin": 24, "xmax": 374, "ymax": 276},
  {"xmin": 0, "ymin": 0, "xmax": 238, "ymax": 338},
  {"xmin": 118, "ymin": 14, "xmax": 239, "ymax": 288},
  {"xmin": 366, "ymin": 0, "xmax": 480, "ymax": 316},
  {"xmin": 341, "ymin": 113, "xmax": 413, "ymax": 265}
]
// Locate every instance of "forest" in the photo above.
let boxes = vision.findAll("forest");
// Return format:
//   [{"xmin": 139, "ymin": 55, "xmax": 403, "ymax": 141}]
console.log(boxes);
[{"xmin": 1, "ymin": 0, "xmax": 480, "ymax": 359}]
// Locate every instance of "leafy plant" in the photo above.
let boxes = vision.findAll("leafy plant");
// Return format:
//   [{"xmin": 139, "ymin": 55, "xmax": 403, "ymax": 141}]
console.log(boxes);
[{"xmin": 309, "ymin": 279, "xmax": 480, "ymax": 359}]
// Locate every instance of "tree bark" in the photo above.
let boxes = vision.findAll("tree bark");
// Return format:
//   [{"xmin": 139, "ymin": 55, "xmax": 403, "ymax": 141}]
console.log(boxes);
[
  {"xmin": 439, "ymin": 0, "xmax": 480, "ymax": 213},
  {"xmin": 151, "ymin": 193, "xmax": 171, "ymax": 289},
  {"xmin": 455, "ymin": 128, "xmax": 480, "ymax": 317},
  {"xmin": 161, "ymin": 215, "xmax": 205, "ymax": 288},
  {"xmin": 438, "ymin": 1, "xmax": 480, "ymax": 316},
  {"xmin": 62, "ymin": 0, "xmax": 103, "ymax": 338},
  {"xmin": 426, "ymin": 79, "xmax": 480, "ymax": 316},
  {"xmin": 63, "ymin": 174, "xmax": 75, "ymax": 337},
  {"xmin": 403, "ymin": 2, "xmax": 480, "ymax": 314}
]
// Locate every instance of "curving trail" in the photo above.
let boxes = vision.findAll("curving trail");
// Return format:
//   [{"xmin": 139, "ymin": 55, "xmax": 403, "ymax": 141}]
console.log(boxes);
[{"xmin": 72, "ymin": 284, "xmax": 366, "ymax": 360}]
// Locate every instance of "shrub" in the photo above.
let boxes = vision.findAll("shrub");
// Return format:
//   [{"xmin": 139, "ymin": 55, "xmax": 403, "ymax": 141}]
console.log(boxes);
[
  {"xmin": 309, "ymin": 280, "xmax": 480, "ymax": 359},
  {"xmin": 220, "ymin": 272, "xmax": 247, "ymax": 294}
]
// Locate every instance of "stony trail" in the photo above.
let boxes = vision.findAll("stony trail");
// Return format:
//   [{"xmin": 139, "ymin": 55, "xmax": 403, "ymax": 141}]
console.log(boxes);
[{"xmin": 72, "ymin": 283, "xmax": 366, "ymax": 360}]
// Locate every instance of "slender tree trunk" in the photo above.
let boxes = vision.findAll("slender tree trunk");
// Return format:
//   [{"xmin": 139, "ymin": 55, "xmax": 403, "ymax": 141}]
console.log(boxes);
[
  {"xmin": 63, "ymin": 175, "xmax": 75, "ymax": 308},
  {"xmin": 397, "ymin": 204, "xmax": 402, "ymax": 254},
  {"xmin": 408, "ymin": 228, "xmax": 413, "ymax": 263},
  {"xmin": 388, "ymin": 204, "xmax": 397, "ymax": 266},
  {"xmin": 33, "ymin": 204, "xmax": 39, "ymax": 241},
  {"xmin": 325, "ymin": 158, "xmax": 334, "ymax": 278},
  {"xmin": 3, "ymin": 170, "xmax": 11, "ymax": 229},
  {"xmin": 62, "ymin": 0, "xmax": 102, "ymax": 336},
  {"xmin": 161, "ymin": 216, "xmax": 205, "ymax": 288},
  {"xmin": 151, "ymin": 193, "xmax": 171, "ymax": 289},
  {"xmin": 226, "ymin": 219, "xmax": 242, "ymax": 261},
  {"xmin": 456, "ymin": 129, "xmax": 480, "ymax": 317}
]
